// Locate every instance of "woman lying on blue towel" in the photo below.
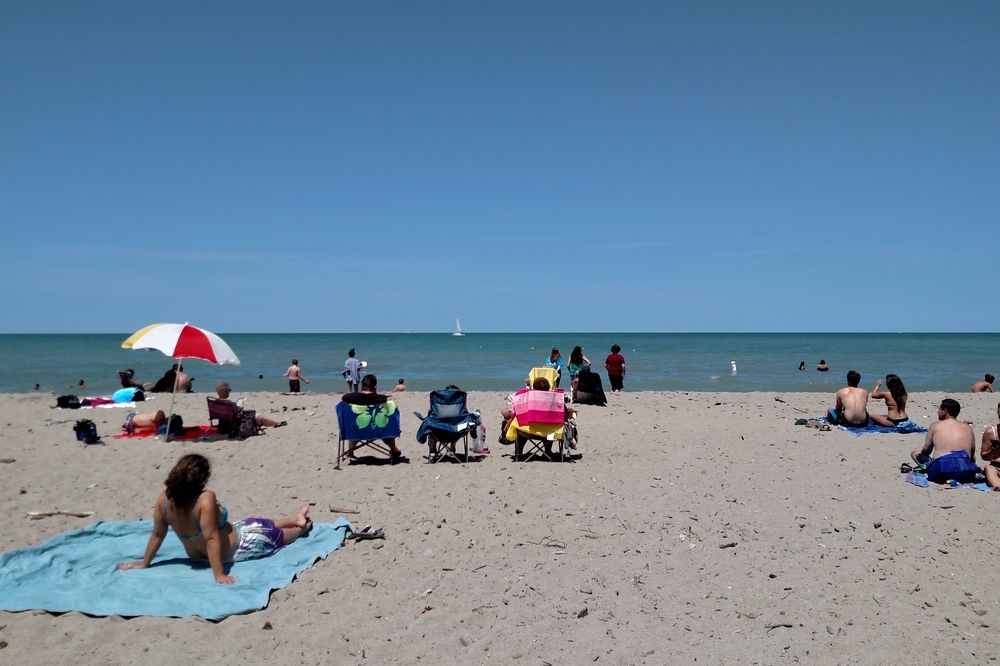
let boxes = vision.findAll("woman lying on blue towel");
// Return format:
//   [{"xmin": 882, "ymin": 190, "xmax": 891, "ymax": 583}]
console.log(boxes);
[{"xmin": 118, "ymin": 454, "xmax": 313, "ymax": 584}]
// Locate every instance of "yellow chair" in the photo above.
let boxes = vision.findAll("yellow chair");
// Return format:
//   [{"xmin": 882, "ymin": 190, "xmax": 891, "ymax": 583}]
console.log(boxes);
[
  {"xmin": 526, "ymin": 367, "xmax": 559, "ymax": 390},
  {"xmin": 505, "ymin": 388, "xmax": 576, "ymax": 462}
]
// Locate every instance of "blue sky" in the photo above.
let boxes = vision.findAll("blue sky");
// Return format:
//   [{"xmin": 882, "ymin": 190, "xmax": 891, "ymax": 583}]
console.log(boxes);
[{"xmin": 1, "ymin": 1, "xmax": 997, "ymax": 333}]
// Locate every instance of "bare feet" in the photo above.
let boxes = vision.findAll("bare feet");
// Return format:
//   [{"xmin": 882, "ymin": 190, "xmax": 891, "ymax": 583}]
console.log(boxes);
[{"xmin": 293, "ymin": 504, "xmax": 310, "ymax": 529}]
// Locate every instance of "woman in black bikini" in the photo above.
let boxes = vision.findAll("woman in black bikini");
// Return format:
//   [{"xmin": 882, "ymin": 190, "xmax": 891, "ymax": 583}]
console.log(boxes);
[
  {"xmin": 980, "ymin": 402, "xmax": 1000, "ymax": 489},
  {"xmin": 870, "ymin": 374, "xmax": 908, "ymax": 427}
]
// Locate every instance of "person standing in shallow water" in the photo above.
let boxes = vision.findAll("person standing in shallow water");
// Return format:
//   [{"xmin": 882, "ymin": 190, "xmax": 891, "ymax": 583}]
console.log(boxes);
[
  {"xmin": 817, "ymin": 360, "xmax": 830, "ymax": 371},
  {"xmin": 283, "ymin": 359, "xmax": 309, "ymax": 393},
  {"xmin": 605, "ymin": 344, "xmax": 626, "ymax": 393},
  {"xmin": 344, "ymin": 349, "xmax": 363, "ymax": 393}
]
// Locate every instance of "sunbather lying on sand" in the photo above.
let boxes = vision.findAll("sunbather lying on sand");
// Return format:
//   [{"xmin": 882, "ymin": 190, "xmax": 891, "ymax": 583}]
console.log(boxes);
[
  {"xmin": 118, "ymin": 453, "xmax": 312, "ymax": 584},
  {"xmin": 123, "ymin": 410, "xmax": 167, "ymax": 433}
]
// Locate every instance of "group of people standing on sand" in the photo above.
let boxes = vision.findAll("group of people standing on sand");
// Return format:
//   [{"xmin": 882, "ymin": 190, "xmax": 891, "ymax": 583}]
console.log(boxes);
[{"xmin": 543, "ymin": 344, "xmax": 626, "ymax": 395}]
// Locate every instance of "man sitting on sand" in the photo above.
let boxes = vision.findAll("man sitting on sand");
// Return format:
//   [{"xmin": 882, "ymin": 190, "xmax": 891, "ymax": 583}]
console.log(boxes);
[
  {"xmin": 390, "ymin": 378, "xmax": 406, "ymax": 392},
  {"xmin": 827, "ymin": 370, "xmax": 869, "ymax": 428},
  {"xmin": 911, "ymin": 399, "xmax": 976, "ymax": 481},
  {"xmin": 151, "ymin": 364, "xmax": 193, "ymax": 393},
  {"xmin": 972, "ymin": 374, "xmax": 995, "ymax": 393},
  {"xmin": 342, "ymin": 374, "xmax": 400, "ymax": 459},
  {"xmin": 283, "ymin": 359, "xmax": 309, "ymax": 393},
  {"xmin": 215, "ymin": 382, "xmax": 285, "ymax": 431}
]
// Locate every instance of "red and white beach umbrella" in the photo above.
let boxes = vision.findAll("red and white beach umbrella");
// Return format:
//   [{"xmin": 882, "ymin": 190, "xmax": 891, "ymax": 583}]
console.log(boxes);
[
  {"xmin": 122, "ymin": 323, "xmax": 240, "ymax": 365},
  {"xmin": 122, "ymin": 323, "xmax": 240, "ymax": 440}
]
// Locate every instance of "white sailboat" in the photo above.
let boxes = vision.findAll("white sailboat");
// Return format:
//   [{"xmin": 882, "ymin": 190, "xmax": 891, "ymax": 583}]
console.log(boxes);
[{"xmin": 452, "ymin": 319, "xmax": 465, "ymax": 336}]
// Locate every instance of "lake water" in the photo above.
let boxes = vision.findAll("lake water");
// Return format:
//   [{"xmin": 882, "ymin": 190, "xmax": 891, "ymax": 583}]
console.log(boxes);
[{"xmin": 1, "ymin": 333, "xmax": 996, "ymax": 395}]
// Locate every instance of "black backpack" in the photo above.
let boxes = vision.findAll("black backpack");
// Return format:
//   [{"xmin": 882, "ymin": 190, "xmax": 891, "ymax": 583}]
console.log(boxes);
[
  {"xmin": 73, "ymin": 419, "xmax": 101, "ymax": 444},
  {"xmin": 57, "ymin": 395, "xmax": 81, "ymax": 409}
]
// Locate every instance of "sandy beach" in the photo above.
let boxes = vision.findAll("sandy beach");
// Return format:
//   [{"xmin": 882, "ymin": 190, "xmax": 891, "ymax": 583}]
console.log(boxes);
[{"xmin": 2, "ymin": 388, "xmax": 1000, "ymax": 664}]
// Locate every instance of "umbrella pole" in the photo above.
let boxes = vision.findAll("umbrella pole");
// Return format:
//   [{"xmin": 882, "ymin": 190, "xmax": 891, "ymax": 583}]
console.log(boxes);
[{"xmin": 164, "ymin": 364, "xmax": 180, "ymax": 442}]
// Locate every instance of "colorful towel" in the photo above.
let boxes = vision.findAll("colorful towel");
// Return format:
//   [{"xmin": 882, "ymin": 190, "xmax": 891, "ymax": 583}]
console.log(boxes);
[
  {"xmin": 811, "ymin": 417, "xmax": 927, "ymax": 436},
  {"xmin": 511, "ymin": 389, "xmax": 565, "ymax": 425},
  {"xmin": 111, "ymin": 425, "xmax": 214, "ymax": 440},
  {"xmin": 0, "ymin": 518, "xmax": 352, "ymax": 619}
]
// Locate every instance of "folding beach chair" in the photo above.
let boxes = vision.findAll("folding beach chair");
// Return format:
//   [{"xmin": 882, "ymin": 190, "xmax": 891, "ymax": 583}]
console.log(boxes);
[
  {"xmin": 336, "ymin": 399, "xmax": 402, "ymax": 468},
  {"xmin": 505, "ymin": 389, "xmax": 575, "ymax": 462},
  {"xmin": 117, "ymin": 371, "xmax": 133, "ymax": 388},
  {"xmin": 414, "ymin": 389, "xmax": 481, "ymax": 463},
  {"xmin": 207, "ymin": 397, "xmax": 239, "ymax": 434},
  {"xmin": 527, "ymin": 367, "xmax": 559, "ymax": 390},
  {"xmin": 207, "ymin": 397, "xmax": 261, "ymax": 438}
]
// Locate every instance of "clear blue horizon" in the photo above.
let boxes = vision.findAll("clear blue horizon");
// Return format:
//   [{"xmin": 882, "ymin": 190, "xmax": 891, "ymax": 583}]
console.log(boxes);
[{"xmin": 2, "ymin": 2, "xmax": 997, "ymax": 334}]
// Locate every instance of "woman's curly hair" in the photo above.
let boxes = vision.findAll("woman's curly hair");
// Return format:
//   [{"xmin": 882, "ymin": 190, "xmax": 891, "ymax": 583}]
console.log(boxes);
[{"xmin": 164, "ymin": 453, "xmax": 211, "ymax": 507}]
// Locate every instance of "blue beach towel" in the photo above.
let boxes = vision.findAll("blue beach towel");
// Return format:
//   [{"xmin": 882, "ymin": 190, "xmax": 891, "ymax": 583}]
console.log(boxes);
[
  {"xmin": 902, "ymin": 470, "xmax": 991, "ymax": 492},
  {"xmin": 811, "ymin": 416, "xmax": 928, "ymax": 437},
  {"xmin": 0, "ymin": 518, "xmax": 352, "ymax": 620}
]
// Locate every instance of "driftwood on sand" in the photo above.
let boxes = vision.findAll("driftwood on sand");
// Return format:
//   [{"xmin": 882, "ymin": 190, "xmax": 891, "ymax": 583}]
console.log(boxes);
[{"xmin": 26, "ymin": 510, "xmax": 95, "ymax": 520}]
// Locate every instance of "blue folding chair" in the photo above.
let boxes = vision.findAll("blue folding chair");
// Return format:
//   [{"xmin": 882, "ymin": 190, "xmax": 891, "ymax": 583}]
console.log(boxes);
[
  {"xmin": 414, "ymin": 389, "xmax": 481, "ymax": 463},
  {"xmin": 335, "ymin": 399, "xmax": 402, "ymax": 468}
]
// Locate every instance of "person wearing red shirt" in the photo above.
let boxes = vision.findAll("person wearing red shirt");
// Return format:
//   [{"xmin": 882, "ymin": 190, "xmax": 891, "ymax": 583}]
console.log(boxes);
[{"xmin": 604, "ymin": 344, "xmax": 626, "ymax": 393}]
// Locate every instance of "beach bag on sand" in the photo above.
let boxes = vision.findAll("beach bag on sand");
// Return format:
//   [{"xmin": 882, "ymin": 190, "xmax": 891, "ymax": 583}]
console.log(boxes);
[
  {"xmin": 57, "ymin": 395, "xmax": 81, "ymax": 409},
  {"xmin": 498, "ymin": 418, "xmax": 514, "ymax": 445},
  {"xmin": 237, "ymin": 410, "xmax": 262, "ymax": 439},
  {"xmin": 73, "ymin": 419, "xmax": 100, "ymax": 444},
  {"xmin": 562, "ymin": 417, "xmax": 578, "ymax": 450},
  {"xmin": 925, "ymin": 451, "xmax": 979, "ymax": 484}
]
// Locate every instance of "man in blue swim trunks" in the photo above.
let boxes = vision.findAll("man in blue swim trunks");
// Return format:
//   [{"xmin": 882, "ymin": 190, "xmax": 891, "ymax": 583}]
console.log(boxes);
[{"xmin": 911, "ymin": 398, "xmax": 975, "ymax": 467}]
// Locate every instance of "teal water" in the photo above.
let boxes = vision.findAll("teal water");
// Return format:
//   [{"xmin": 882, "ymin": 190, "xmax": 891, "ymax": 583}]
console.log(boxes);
[{"xmin": 0, "ymin": 333, "xmax": 996, "ymax": 395}]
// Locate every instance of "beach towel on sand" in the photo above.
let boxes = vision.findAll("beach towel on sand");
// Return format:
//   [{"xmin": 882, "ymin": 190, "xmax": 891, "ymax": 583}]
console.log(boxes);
[
  {"xmin": 903, "ymin": 471, "xmax": 990, "ymax": 492},
  {"xmin": 0, "ymin": 518, "xmax": 352, "ymax": 620},
  {"xmin": 811, "ymin": 417, "xmax": 927, "ymax": 437},
  {"xmin": 111, "ymin": 425, "xmax": 214, "ymax": 440}
]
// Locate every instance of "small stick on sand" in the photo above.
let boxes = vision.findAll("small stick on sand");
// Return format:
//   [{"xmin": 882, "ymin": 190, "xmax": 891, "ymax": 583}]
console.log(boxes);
[
  {"xmin": 329, "ymin": 506, "xmax": 360, "ymax": 514},
  {"xmin": 27, "ymin": 510, "xmax": 95, "ymax": 519}
]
